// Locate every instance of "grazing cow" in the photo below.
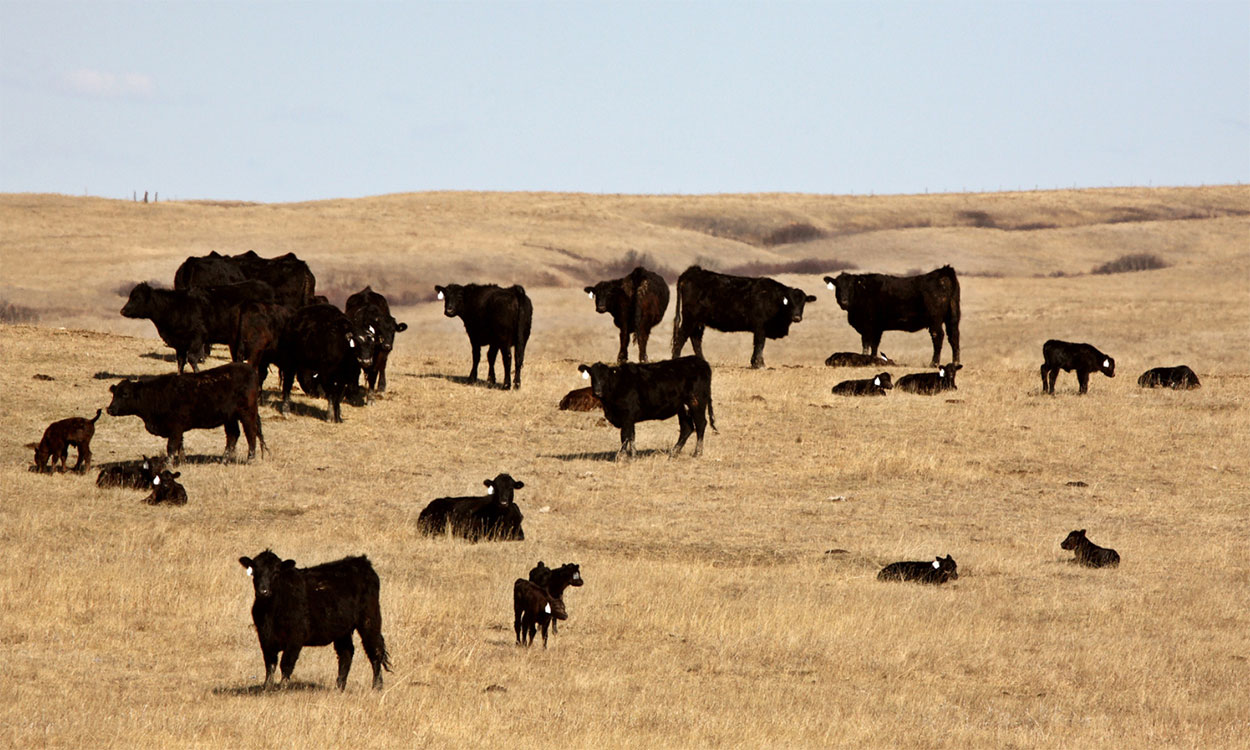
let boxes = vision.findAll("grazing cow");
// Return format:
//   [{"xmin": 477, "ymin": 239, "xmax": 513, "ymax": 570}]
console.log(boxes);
[
  {"xmin": 416, "ymin": 474, "xmax": 526, "ymax": 542},
  {"xmin": 106, "ymin": 362, "xmax": 266, "ymax": 463},
  {"xmin": 558, "ymin": 387, "xmax": 601, "ymax": 412},
  {"xmin": 878, "ymin": 555, "xmax": 959, "ymax": 584},
  {"xmin": 896, "ymin": 364, "xmax": 961, "ymax": 395},
  {"xmin": 831, "ymin": 372, "xmax": 892, "ymax": 396},
  {"xmin": 671, "ymin": 266, "xmax": 816, "ymax": 368},
  {"xmin": 824, "ymin": 351, "xmax": 896, "ymax": 368},
  {"xmin": 142, "ymin": 470, "xmax": 187, "ymax": 505},
  {"xmin": 96, "ymin": 455, "xmax": 167, "ymax": 490},
  {"xmin": 1138, "ymin": 365, "xmax": 1200, "ymax": 390},
  {"xmin": 175, "ymin": 250, "xmax": 316, "ymax": 308},
  {"xmin": 528, "ymin": 561, "xmax": 584, "ymax": 635},
  {"xmin": 825, "ymin": 266, "xmax": 961, "ymax": 367},
  {"xmin": 584, "ymin": 266, "xmax": 670, "ymax": 363},
  {"xmin": 275, "ymin": 303, "xmax": 374, "ymax": 422},
  {"xmin": 234, "ymin": 301, "xmax": 293, "ymax": 389},
  {"xmin": 1041, "ymin": 340, "xmax": 1115, "ymax": 395},
  {"xmin": 435, "ymin": 283, "xmax": 532, "ymax": 389},
  {"xmin": 345, "ymin": 286, "xmax": 408, "ymax": 393},
  {"xmin": 577, "ymin": 356, "xmax": 716, "ymax": 460},
  {"xmin": 1060, "ymin": 530, "xmax": 1120, "ymax": 568},
  {"xmin": 513, "ymin": 579, "xmax": 567, "ymax": 648},
  {"xmin": 238, "ymin": 550, "xmax": 392, "ymax": 690},
  {"xmin": 121, "ymin": 281, "xmax": 274, "ymax": 372},
  {"xmin": 29, "ymin": 409, "xmax": 101, "ymax": 472}
]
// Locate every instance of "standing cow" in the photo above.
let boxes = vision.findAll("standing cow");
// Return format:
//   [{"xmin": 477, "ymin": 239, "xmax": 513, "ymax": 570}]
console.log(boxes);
[
  {"xmin": 577, "ymin": 356, "xmax": 715, "ymax": 459},
  {"xmin": 671, "ymin": 266, "xmax": 816, "ymax": 368},
  {"xmin": 345, "ymin": 286, "xmax": 408, "ymax": 393},
  {"xmin": 435, "ymin": 283, "xmax": 532, "ymax": 389},
  {"xmin": 106, "ymin": 362, "xmax": 266, "ymax": 463},
  {"xmin": 175, "ymin": 250, "xmax": 316, "ymax": 308},
  {"xmin": 824, "ymin": 266, "xmax": 961, "ymax": 368},
  {"xmin": 1040, "ymin": 340, "xmax": 1115, "ymax": 395},
  {"xmin": 583, "ymin": 266, "xmax": 670, "ymax": 363},
  {"xmin": 276, "ymin": 303, "xmax": 374, "ymax": 422}
]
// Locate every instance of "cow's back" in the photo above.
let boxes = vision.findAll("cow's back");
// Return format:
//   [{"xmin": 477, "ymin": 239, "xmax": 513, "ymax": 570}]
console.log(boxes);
[{"xmin": 299, "ymin": 556, "xmax": 380, "ymax": 645}]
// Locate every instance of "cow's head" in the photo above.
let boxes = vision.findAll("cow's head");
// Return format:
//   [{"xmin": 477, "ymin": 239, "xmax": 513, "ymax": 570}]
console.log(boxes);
[
  {"xmin": 1060, "ymin": 530, "xmax": 1087, "ymax": 550},
  {"xmin": 144, "ymin": 470, "xmax": 185, "ymax": 505},
  {"xmin": 345, "ymin": 327, "xmax": 376, "ymax": 369},
  {"xmin": 826, "ymin": 274, "xmax": 859, "ymax": 311},
  {"xmin": 577, "ymin": 362, "xmax": 615, "ymax": 399},
  {"xmin": 484, "ymin": 473, "xmax": 524, "ymax": 504},
  {"xmin": 874, "ymin": 372, "xmax": 893, "ymax": 390},
  {"xmin": 120, "ymin": 282, "xmax": 155, "ymax": 318},
  {"xmin": 939, "ymin": 363, "xmax": 962, "ymax": 388},
  {"xmin": 1100, "ymin": 356, "xmax": 1115, "ymax": 377},
  {"xmin": 106, "ymin": 380, "xmax": 140, "ymax": 417},
  {"xmin": 558, "ymin": 563, "xmax": 584, "ymax": 587},
  {"xmin": 934, "ymin": 555, "xmax": 958, "ymax": 581},
  {"xmin": 779, "ymin": 288, "xmax": 817, "ymax": 323},
  {"xmin": 583, "ymin": 281, "xmax": 620, "ymax": 314},
  {"xmin": 434, "ymin": 284, "xmax": 465, "ymax": 318},
  {"xmin": 238, "ymin": 549, "xmax": 295, "ymax": 598}
]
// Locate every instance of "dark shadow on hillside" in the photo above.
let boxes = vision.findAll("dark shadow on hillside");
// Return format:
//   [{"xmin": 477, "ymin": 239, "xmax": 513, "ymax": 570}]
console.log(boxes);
[
  {"xmin": 540, "ymin": 448, "xmax": 668, "ymax": 462},
  {"xmin": 94, "ymin": 371, "xmax": 150, "ymax": 381},
  {"xmin": 212, "ymin": 680, "xmax": 325, "ymax": 697},
  {"xmin": 417, "ymin": 373, "xmax": 514, "ymax": 390},
  {"xmin": 140, "ymin": 351, "xmax": 177, "ymax": 363}
]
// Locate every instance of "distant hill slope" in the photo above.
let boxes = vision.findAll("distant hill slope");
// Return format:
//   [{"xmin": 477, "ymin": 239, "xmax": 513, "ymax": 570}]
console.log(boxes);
[{"xmin": 2, "ymin": 186, "xmax": 1247, "ymax": 330}]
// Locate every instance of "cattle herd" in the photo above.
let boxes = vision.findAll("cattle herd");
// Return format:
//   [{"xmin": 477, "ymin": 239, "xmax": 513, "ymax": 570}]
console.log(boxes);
[{"xmin": 23, "ymin": 249, "xmax": 1198, "ymax": 689}]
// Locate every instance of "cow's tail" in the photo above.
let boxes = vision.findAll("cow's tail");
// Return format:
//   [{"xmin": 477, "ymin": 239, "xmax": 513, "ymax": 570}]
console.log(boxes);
[
  {"xmin": 942, "ymin": 265, "xmax": 961, "ymax": 324},
  {"xmin": 90, "ymin": 408, "xmax": 102, "ymax": 424},
  {"xmin": 707, "ymin": 390, "xmax": 717, "ymax": 433},
  {"xmin": 670, "ymin": 274, "xmax": 685, "ymax": 355},
  {"xmin": 514, "ymin": 287, "xmax": 532, "ymax": 378}
]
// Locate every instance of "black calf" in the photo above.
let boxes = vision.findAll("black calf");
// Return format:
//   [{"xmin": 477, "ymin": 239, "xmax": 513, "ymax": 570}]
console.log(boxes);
[
  {"xmin": 895, "ymin": 364, "xmax": 961, "ymax": 395},
  {"xmin": 831, "ymin": 372, "xmax": 892, "ymax": 396},
  {"xmin": 142, "ymin": 470, "xmax": 187, "ymax": 505},
  {"xmin": 513, "ymin": 579, "xmax": 566, "ymax": 648},
  {"xmin": 1137, "ymin": 365, "xmax": 1200, "ymax": 390},
  {"xmin": 878, "ymin": 555, "xmax": 959, "ymax": 584},
  {"xmin": 1041, "ymin": 340, "xmax": 1115, "ymax": 395},
  {"xmin": 1060, "ymin": 530, "xmax": 1120, "ymax": 568}
]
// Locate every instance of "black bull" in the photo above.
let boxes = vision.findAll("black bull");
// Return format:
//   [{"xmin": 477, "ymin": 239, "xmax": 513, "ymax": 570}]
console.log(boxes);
[{"xmin": 825, "ymin": 266, "xmax": 961, "ymax": 368}]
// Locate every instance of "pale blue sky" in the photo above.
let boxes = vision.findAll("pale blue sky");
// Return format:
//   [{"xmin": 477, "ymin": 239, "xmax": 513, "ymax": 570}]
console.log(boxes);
[{"xmin": 2, "ymin": 1, "xmax": 1247, "ymax": 202}]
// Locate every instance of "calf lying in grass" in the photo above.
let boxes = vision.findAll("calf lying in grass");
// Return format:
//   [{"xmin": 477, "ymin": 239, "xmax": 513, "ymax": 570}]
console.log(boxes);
[
  {"xmin": 97, "ymin": 455, "xmax": 167, "ymax": 489},
  {"xmin": 1137, "ymin": 365, "xmax": 1200, "ymax": 390},
  {"xmin": 1061, "ymin": 529, "xmax": 1120, "ymax": 568},
  {"xmin": 896, "ymin": 364, "xmax": 961, "ymax": 395},
  {"xmin": 878, "ymin": 555, "xmax": 959, "ymax": 584},
  {"xmin": 831, "ymin": 372, "xmax": 892, "ymax": 396},
  {"xmin": 824, "ymin": 351, "xmax": 895, "ymax": 367},
  {"xmin": 142, "ymin": 470, "xmax": 187, "ymax": 505}
]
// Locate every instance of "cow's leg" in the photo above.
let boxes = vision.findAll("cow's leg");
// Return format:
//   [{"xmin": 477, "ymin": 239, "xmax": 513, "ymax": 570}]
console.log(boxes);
[
  {"xmin": 750, "ymin": 330, "xmax": 766, "ymax": 369},
  {"xmin": 671, "ymin": 407, "xmax": 693, "ymax": 457},
  {"xmin": 1077, "ymin": 369, "xmax": 1090, "ymax": 395},
  {"xmin": 333, "ymin": 636, "xmax": 354, "ymax": 690},
  {"xmin": 501, "ymin": 346, "xmax": 513, "ymax": 389},
  {"xmin": 278, "ymin": 645, "xmax": 301, "ymax": 685},
  {"xmin": 1046, "ymin": 367, "xmax": 1059, "ymax": 395},
  {"xmin": 690, "ymin": 326, "xmax": 706, "ymax": 361},
  {"xmin": 176, "ymin": 349, "xmax": 188, "ymax": 374},
  {"xmin": 617, "ymin": 326, "xmax": 630, "ymax": 364},
  {"xmin": 74, "ymin": 442, "xmax": 91, "ymax": 472},
  {"xmin": 262, "ymin": 647, "xmax": 280, "ymax": 688},
  {"xmin": 929, "ymin": 326, "xmax": 944, "ymax": 368},
  {"xmin": 861, "ymin": 332, "xmax": 873, "ymax": 356},
  {"xmin": 947, "ymin": 322, "xmax": 960, "ymax": 365},
  {"xmin": 223, "ymin": 419, "xmax": 240, "ymax": 460},
  {"xmin": 637, "ymin": 327, "xmax": 650, "ymax": 363},
  {"xmin": 617, "ymin": 424, "xmax": 636, "ymax": 461},
  {"xmin": 167, "ymin": 433, "xmax": 185, "ymax": 465},
  {"xmin": 376, "ymin": 350, "xmax": 390, "ymax": 392},
  {"xmin": 328, "ymin": 383, "xmax": 344, "ymax": 422},
  {"xmin": 540, "ymin": 619, "xmax": 550, "ymax": 649},
  {"xmin": 468, "ymin": 344, "xmax": 481, "ymax": 382},
  {"xmin": 692, "ymin": 403, "xmax": 708, "ymax": 458},
  {"xmin": 672, "ymin": 324, "xmax": 689, "ymax": 359},
  {"xmin": 280, "ymin": 367, "xmax": 295, "ymax": 415},
  {"xmin": 1040, "ymin": 365, "xmax": 1050, "ymax": 394},
  {"xmin": 485, "ymin": 345, "xmax": 501, "ymax": 385},
  {"xmin": 513, "ymin": 342, "xmax": 525, "ymax": 390},
  {"xmin": 241, "ymin": 409, "xmax": 261, "ymax": 460}
]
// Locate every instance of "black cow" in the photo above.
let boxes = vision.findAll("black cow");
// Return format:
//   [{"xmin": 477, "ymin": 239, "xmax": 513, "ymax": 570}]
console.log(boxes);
[
  {"xmin": 577, "ymin": 356, "xmax": 715, "ymax": 460},
  {"xmin": 106, "ymin": 362, "xmax": 266, "ymax": 463},
  {"xmin": 121, "ymin": 281, "xmax": 274, "ymax": 372},
  {"xmin": 1041, "ymin": 340, "xmax": 1115, "ymax": 395},
  {"xmin": 878, "ymin": 555, "xmax": 959, "ymax": 584},
  {"xmin": 275, "ymin": 303, "xmax": 374, "ymax": 422},
  {"xmin": 825, "ymin": 266, "xmax": 961, "ymax": 368},
  {"xmin": 176, "ymin": 250, "xmax": 316, "ymax": 308},
  {"xmin": 238, "ymin": 550, "xmax": 392, "ymax": 690},
  {"xmin": 672, "ymin": 266, "xmax": 816, "ymax": 368},
  {"xmin": 584, "ymin": 266, "xmax": 670, "ymax": 364},
  {"xmin": 1138, "ymin": 365, "xmax": 1200, "ymax": 390},
  {"xmin": 896, "ymin": 364, "xmax": 961, "ymax": 395},
  {"xmin": 513, "ymin": 579, "xmax": 566, "ymax": 648},
  {"xmin": 96, "ymin": 455, "xmax": 167, "ymax": 490},
  {"xmin": 435, "ymin": 283, "xmax": 532, "ymax": 389},
  {"xmin": 416, "ymin": 474, "xmax": 526, "ymax": 542},
  {"xmin": 1060, "ymin": 530, "xmax": 1120, "ymax": 568},
  {"xmin": 234, "ymin": 301, "xmax": 293, "ymax": 390},
  {"xmin": 528, "ymin": 561, "xmax": 583, "ymax": 635},
  {"xmin": 142, "ymin": 470, "xmax": 187, "ymax": 505},
  {"xmin": 831, "ymin": 372, "xmax": 892, "ymax": 396},
  {"xmin": 824, "ymin": 351, "xmax": 896, "ymax": 368},
  {"xmin": 345, "ymin": 286, "xmax": 408, "ymax": 393}
]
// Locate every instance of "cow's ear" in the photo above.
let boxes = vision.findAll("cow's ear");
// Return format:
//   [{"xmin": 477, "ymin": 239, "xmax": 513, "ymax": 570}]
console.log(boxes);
[
  {"xmin": 483, "ymin": 478, "xmax": 494, "ymax": 488},
  {"xmin": 806, "ymin": 294, "xmax": 817, "ymax": 303},
  {"xmin": 170, "ymin": 471, "xmax": 181, "ymax": 479},
  {"xmin": 280, "ymin": 559, "xmax": 296, "ymax": 570},
  {"xmin": 1079, "ymin": 529, "xmax": 1086, "ymax": 535},
  {"xmin": 583, "ymin": 287, "xmax": 594, "ymax": 294},
  {"xmin": 513, "ymin": 480, "xmax": 524, "ymax": 490},
  {"xmin": 395, "ymin": 322, "xmax": 408, "ymax": 332},
  {"xmin": 238, "ymin": 557, "xmax": 253, "ymax": 570},
  {"xmin": 578, "ymin": 364, "xmax": 591, "ymax": 380},
  {"xmin": 435, "ymin": 285, "xmax": 445, "ymax": 300}
]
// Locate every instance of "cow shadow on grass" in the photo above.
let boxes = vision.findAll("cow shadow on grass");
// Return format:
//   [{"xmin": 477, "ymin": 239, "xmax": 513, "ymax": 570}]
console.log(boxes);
[
  {"xmin": 212, "ymin": 680, "xmax": 325, "ymax": 697},
  {"xmin": 541, "ymin": 448, "xmax": 668, "ymax": 462},
  {"xmin": 266, "ymin": 399, "xmax": 331, "ymax": 421},
  {"xmin": 94, "ymin": 371, "xmax": 150, "ymax": 381},
  {"xmin": 140, "ymin": 351, "xmax": 178, "ymax": 363},
  {"xmin": 417, "ymin": 373, "xmax": 514, "ymax": 390}
]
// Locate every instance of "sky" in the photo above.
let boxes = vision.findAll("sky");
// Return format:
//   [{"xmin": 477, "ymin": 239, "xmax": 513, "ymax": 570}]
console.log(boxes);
[{"xmin": 1, "ymin": 1, "xmax": 1247, "ymax": 203}]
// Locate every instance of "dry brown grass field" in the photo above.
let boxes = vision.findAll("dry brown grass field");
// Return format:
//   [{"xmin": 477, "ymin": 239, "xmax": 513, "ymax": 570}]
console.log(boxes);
[{"xmin": 1, "ymin": 187, "xmax": 1248, "ymax": 748}]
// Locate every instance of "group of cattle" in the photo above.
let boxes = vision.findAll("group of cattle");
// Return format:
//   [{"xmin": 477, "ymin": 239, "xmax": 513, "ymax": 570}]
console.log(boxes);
[{"xmin": 23, "ymin": 250, "xmax": 1190, "ymax": 690}]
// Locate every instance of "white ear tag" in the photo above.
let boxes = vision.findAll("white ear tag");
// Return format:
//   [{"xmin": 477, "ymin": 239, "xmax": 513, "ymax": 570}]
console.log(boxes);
[
  {"xmin": 368, "ymin": 325, "xmax": 375, "ymax": 335},
  {"xmin": 873, "ymin": 377, "xmax": 880, "ymax": 386},
  {"xmin": 932, "ymin": 560, "xmax": 941, "ymax": 569},
  {"xmin": 153, "ymin": 476, "xmax": 161, "ymax": 486},
  {"xmin": 487, "ymin": 486, "xmax": 495, "ymax": 495},
  {"xmin": 1103, "ymin": 358, "xmax": 1110, "ymax": 368},
  {"xmin": 939, "ymin": 368, "xmax": 946, "ymax": 377},
  {"xmin": 782, "ymin": 297, "xmax": 789, "ymax": 305},
  {"xmin": 544, "ymin": 603, "xmax": 551, "ymax": 614},
  {"xmin": 587, "ymin": 291, "xmax": 594, "ymax": 300},
  {"xmin": 246, "ymin": 566, "xmax": 253, "ymax": 577},
  {"xmin": 349, "ymin": 339, "xmax": 356, "ymax": 348},
  {"xmin": 582, "ymin": 370, "xmax": 590, "ymax": 380},
  {"xmin": 437, "ymin": 291, "xmax": 444, "ymax": 300},
  {"xmin": 826, "ymin": 281, "xmax": 835, "ymax": 290},
  {"xmin": 142, "ymin": 461, "xmax": 149, "ymax": 470}
]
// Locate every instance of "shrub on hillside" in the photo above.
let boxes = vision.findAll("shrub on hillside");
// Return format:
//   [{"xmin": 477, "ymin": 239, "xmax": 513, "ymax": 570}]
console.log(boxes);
[
  {"xmin": 722, "ymin": 257, "xmax": 856, "ymax": 277},
  {"xmin": 761, "ymin": 222, "xmax": 825, "ymax": 246},
  {"xmin": 0, "ymin": 301, "xmax": 39, "ymax": 324},
  {"xmin": 1091, "ymin": 253, "xmax": 1169, "ymax": 275}
]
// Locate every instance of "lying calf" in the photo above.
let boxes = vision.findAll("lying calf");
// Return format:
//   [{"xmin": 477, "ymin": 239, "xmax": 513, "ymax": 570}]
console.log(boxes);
[
  {"xmin": 831, "ymin": 372, "xmax": 892, "ymax": 396},
  {"xmin": 97, "ymin": 455, "xmax": 167, "ymax": 490},
  {"xmin": 824, "ymin": 351, "xmax": 895, "ymax": 367},
  {"xmin": 1060, "ymin": 529, "xmax": 1119, "ymax": 568},
  {"xmin": 142, "ymin": 470, "xmax": 187, "ymax": 505},
  {"xmin": 1137, "ymin": 365, "xmax": 1200, "ymax": 390},
  {"xmin": 878, "ymin": 555, "xmax": 959, "ymax": 584},
  {"xmin": 895, "ymin": 364, "xmax": 961, "ymax": 395}
]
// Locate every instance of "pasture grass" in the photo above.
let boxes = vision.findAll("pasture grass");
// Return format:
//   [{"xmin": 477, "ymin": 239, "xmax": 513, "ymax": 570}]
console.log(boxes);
[{"xmin": 0, "ymin": 188, "xmax": 1248, "ymax": 747}]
